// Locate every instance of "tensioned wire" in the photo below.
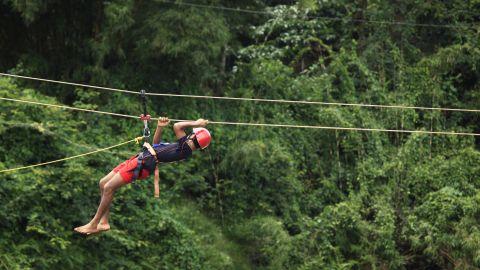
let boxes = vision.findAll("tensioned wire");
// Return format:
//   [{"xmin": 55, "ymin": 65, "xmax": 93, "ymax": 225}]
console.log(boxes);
[
  {"xmin": 1, "ymin": 97, "xmax": 479, "ymax": 137},
  {"xmin": 0, "ymin": 137, "xmax": 142, "ymax": 173},
  {"xmin": 1, "ymin": 73, "xmax": 479, "ymax": 113},
  {"xmin": 156, "ymin": 0, "xmax": 477, "ymax": 30},
  {"xmin": 0, "ymin": 120, "xmax": 136, "ymax": 158}
]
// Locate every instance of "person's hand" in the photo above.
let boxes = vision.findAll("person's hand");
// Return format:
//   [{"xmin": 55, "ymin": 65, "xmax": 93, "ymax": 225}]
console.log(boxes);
[
  {"xmin": 157, "ymin": 117, "xmax": 170, "ymax": 127},
  {"xmin": 196, "ymin": 118, "xmax": 209, "ymax": 127}
]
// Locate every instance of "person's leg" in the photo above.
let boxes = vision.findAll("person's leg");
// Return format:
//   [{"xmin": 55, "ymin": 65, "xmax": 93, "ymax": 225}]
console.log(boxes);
[
  {"xmin": 98, "ymin": 170, "xmax": 116, "ymax": 231},
  {"xmin": 74, "ymin": 173, "xmax": 128, "ymax": 235}
]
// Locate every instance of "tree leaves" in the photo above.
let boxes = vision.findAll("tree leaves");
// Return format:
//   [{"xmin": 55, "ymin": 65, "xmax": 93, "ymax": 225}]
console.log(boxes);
[{"xmin": 0, "ymin": 0, "xmax": 479, "ymax": 269}]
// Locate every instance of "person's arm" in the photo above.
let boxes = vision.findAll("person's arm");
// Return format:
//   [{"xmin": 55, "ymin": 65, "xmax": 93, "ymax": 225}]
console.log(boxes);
[
  {"xmin": 173, "ymin": 118, "xmax": 209, "ymax": 139},
  {"xmin": 153, "ymin": 117, "xmax": 170, "ymax": 145}
]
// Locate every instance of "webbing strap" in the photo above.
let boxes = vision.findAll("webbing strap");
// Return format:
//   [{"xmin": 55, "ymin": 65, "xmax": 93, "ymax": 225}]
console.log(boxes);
[
  {"xmin": 143, "ymin": 143, "xmax": 156, "ymax": 158},
  {"xmin": 154, "ymin": 167, "xmax": 160, "ymax": 198},
  {"xmin": 132, "ymin": 155, "xmax": 143, "ymax": 182},
  {"xmin": 143, "ymin": 142, "xmax": 160, "ymax": 198}
]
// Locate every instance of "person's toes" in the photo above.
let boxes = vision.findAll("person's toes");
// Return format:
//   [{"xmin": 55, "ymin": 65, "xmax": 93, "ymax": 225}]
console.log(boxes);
[
  {"xmin": 86, "ymin": 228, "xmax": 101, "ymax": 235},
  {"xmin": 74, "ymin": 224, "xmax": 96, "ymax": 234},
  {"xmin": 74, "ymin": 228, "xmax": 88, "ymax": 235},
  {"xmin": 74, "ymin": 225, "xmax": 86, "ymax": 232}
]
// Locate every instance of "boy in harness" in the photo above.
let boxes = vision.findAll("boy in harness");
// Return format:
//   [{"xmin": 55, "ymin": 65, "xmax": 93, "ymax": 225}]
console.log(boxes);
[{"xmin": 74, "ymin": 117, "xmax": 210, "ymax": 235}]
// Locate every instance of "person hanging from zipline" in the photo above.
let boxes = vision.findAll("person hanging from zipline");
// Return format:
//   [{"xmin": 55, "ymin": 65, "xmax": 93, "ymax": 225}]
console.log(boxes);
[{"xmin": 74, "ymin": 117, "xmax": 211, "ymax": 235}]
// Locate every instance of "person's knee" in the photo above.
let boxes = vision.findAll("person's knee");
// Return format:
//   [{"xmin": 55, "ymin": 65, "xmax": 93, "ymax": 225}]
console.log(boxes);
[
  {"xmin": 99, "ymin": 171, "xmax": 115, "ymax": 189},
  {"xmin": 104, "ymin": 176, "xmax": 124, "ymax": 194},
  {"xmin": 99, "ymin": 178, "xmax": 108, "ymax": 190},
  {"xmin": 103, "ymin": 182, "xmax": 116, "ymax": 195}
]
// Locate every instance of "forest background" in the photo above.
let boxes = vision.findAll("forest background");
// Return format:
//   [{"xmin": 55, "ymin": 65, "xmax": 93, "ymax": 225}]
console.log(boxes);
[{"xmin": 0, "ymin": 0, "xmax": 479, "ymax": 269}]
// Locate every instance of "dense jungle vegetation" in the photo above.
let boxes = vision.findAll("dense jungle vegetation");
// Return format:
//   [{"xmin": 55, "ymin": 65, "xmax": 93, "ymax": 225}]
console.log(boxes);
[{"xmin": 0, "ymin": 0, "xmax": 479, "ymax": 269}]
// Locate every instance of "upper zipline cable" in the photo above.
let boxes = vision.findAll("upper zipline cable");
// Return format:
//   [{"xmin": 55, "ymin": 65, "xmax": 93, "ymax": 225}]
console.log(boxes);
[
  {"xmin": 157, "ymin": 0, "xmax": 477, "ymax": 30},
  {"xmin": 1, "ymin": 73, "xmax": 479, "ymax": 113},
  {"xmin": 0, "ymin": 73, "xmax": 138, "ymax": 95},
  {"xmin": 1, "ymin": 97, "xmax": 479, "ymax": 137}
]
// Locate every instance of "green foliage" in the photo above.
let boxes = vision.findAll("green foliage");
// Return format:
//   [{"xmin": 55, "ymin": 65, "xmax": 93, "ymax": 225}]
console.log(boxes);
[
  {"xmin": 231, "ymin": 216, "xmax": 291, "ymax": 269},
  {"xmin": 407, "ymin": 188, "xmax": 480, "ymax": 268},
  {"xmin": 0, "ymin": 0, "xmax": 479, "ymax": 269}
]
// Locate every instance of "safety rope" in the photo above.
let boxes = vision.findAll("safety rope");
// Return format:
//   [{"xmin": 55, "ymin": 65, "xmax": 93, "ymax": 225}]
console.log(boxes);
[
  {"xmin": 0, "ymin": 137, "xmax": 143, "ymax": 174},
  {"xmin": 1, "ymin": 73, "xmax": 479, "ymax": 113},
  {"xmin": 1, "ymin": 97, "xmax": 479, "ymax": 136},
  {"xmin": 0, "ymin": 120, "xmax": 136, "ymax": 158}
]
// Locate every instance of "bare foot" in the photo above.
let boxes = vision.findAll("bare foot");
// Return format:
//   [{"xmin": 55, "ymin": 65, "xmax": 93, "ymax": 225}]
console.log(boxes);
[
  {"xmin": 74, "ymin": 223, "xmax": 100, "ymax": 235},
  {"xmin": 97, "ymin": 223, "xmax": 110, "ymax": 232}
]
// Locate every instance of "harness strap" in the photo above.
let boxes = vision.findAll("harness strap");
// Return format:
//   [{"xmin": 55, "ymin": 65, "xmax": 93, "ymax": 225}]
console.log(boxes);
[
  {"xmin": 131, "ymin": 154, "xmax": 143, "ymax": 183},
  {"xmin": 154, "ymin": 166, "xmax": 160, "ymax": 198},
  {"xmin": 143, "ymin": 142, "xmax": 157, "ymax": 160},
  {"xmin": 143, "ymin": 142, "xmax": 160, "ymax": 198}
]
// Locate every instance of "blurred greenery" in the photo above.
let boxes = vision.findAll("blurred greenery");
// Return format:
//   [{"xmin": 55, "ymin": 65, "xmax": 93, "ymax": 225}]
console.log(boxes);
[{"xmin": 0, "ymin": 0, "xmax": 479, "ymax": 269}]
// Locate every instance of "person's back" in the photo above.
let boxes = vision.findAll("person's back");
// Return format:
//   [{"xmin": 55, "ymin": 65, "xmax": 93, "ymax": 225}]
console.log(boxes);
[{"xmin": 149, "ymin": 135, "xmax": 193, "ymax": 163}]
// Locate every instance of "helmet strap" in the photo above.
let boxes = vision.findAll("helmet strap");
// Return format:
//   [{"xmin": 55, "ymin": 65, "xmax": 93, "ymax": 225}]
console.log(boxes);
[
  {"xmin": 193, "ymin": 137, "xmax": 202, "ymax": 149},
  {"xmin": 188, "ymin": 133, "xmax": 202, "ymax": 149}
]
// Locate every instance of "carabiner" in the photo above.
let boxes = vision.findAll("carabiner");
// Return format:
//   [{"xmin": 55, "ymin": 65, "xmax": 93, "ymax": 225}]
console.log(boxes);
[
  {"xmin": 143, "ymin": 120, "xmax": 151, "ymax": 138},
  {"xmin": 140, "ymin": 89, "xmax": 151, "ymax": 141}
]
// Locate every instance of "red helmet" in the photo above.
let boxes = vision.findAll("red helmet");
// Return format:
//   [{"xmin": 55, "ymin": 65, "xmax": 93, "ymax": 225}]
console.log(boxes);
[{"xmin": 193, "ymin": 128, "xmax": 211, "ymax": 149}]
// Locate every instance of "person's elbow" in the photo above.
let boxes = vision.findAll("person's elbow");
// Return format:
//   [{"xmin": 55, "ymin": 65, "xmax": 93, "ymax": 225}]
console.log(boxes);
[
  {"xmin": 173, "ymin": 123, "xmax": 187, "ymax": 139},
  {"xmin": 173, "ymin": 122, "xmax": 182, "ymax": 132}
]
